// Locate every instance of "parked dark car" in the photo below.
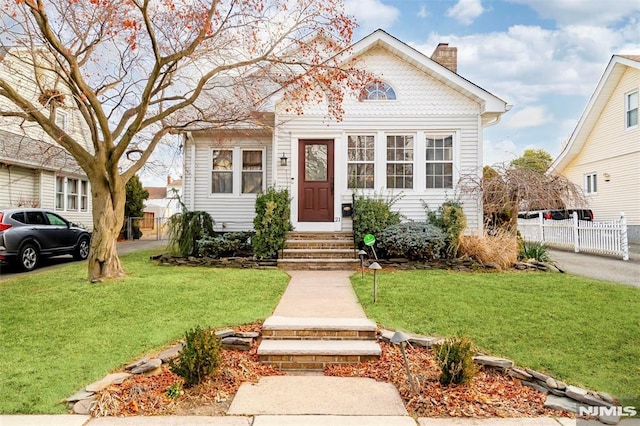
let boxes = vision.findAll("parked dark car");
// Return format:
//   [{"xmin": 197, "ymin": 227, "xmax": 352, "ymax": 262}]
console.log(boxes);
[
  {"xmin": 518, "ymin": 209, "xmax": 594, "ymax": 221},
  {"xmin": 0, "ymin": 208, "xmax": 91, "ymax": 271}
]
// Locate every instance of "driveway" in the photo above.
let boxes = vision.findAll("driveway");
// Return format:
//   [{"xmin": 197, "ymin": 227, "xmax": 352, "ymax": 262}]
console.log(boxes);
[{"xmin": 548, "ymin": 244, "xmax": 640, "ymax": 288}]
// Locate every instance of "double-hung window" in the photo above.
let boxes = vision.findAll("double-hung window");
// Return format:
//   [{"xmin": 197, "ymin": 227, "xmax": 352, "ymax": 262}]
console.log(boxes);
[
  {"xmin": 211, "ymin": 148, "xmax": 265, "ymax": 195},
  {"xmin": 211, "ymin": 150, "xmax": 233, "ymax": 194},
  {"xmin": 426, "ymin": 135, "xmax": 454, "ymax": 189},
  {"xmin": 241, "ymin": 150, "xmax": 263, "ymax": 194},
  {"xmin": 626, "ymin": 90, "xmax": 638, "ymax": 128},
  {"xmin": 347, "ymin": 135, "xmax": 375, "ymax": 189},
  {"xmin": 386, "ymin": 135, "xmax": 413, "ymax": 189},
  {"xmin": 585, "ymin": 173, "xmax": 597, "ymax": 195},
  {"xmin": 55, "ymin": 176, "xmax": 89, "ymax": 211}
]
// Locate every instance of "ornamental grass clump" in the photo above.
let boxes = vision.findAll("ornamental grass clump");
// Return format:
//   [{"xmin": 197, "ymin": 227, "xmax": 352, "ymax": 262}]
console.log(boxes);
[
  {"xmin": 434, "ymin": 335, "xmax": 478, "ymax": 386},
  {"xmin": 169, "ymin": 326, "xmax": 221, "ymax": 387},
  {"xmin": 458, "ymin": 230, "xmax": 518, "ymax": 270}
]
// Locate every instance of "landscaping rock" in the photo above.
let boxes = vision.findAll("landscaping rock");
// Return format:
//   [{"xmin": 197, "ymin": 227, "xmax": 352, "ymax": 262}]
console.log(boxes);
[
  {"xmin": 235, "ymin": 331, "xmax": 260, "ymax": 339},
  {"xmin": 72, "ymin": 396, "xmax": 97, "ymax": 415},
  {"xmin": 215, "ymin": 328, "xmax": 236, "ymax": 338},
  {"xmin": 508, "ymin": 368, "xmax": 532, "ymax": 380},
  {"xmin": 408, "ymin": 334, "xmax": 442, "ymax": 348},
  {"xmin": 545, "ymin": 377, "xmax": 558, "ymax": 389},
  {"xmin": 565, "ymin": 385, "xmax": 588, "ymax": 401},
  {"xmin": 599, "ymin": 414, "xmax": 622, "ymax": 425},
  {"xmin": 544, "ymin": 394, "xmax": 583, "ymax": 413},
  {"xmin": 521, "ymin": 380, "xmax": 548, "ymax": 394},
  {"xmin": 143, "ymin": 366, "xmax": 163, "ymax": 377},
  {"xmin": 86, "ymin": 372, "xmax": 132, "ymax": 392},
  {"xmin": 548, "ymin": 388, "xmax": 567, "ymax": 397},
  {"xmin": 556, "ymin": 380, "xmax": 567, "ymax": 390},
  {"xmin": 65, "ymin": 390, "xmax": 94, "ymax": 402},
  {"xmin": 378, "ymin": 329, "xmax": 395, "ymax": 342},
  {"xmin": 158, "ymin": 344, "xmax": 182, "ymax": 362},
  {"xmin": 222, "ymin": 337, "xmax": 253, "ymax": 351},
  {"xmin": 473, "ymin": 355, "xmax": 514, "ymax": 369},
  {"xmin": 131, "ymin": 358, "xmax": 162, "ymax": 374},
  {"xmin": 526, "ymin": 368, "xmax": 550, "ymax": 382},
  {"xmin": 125, "ymin": 356, "xmax": 150, "ymax": 370},
  {"xmin": 598, "ymin": 392, "xmax": 615, "ymax": 404}
]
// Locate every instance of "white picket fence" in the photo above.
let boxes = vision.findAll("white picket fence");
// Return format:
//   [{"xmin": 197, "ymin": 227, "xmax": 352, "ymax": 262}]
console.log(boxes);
[{"xmin": 517, "ymin": 212, "xmax": 629, "ymax": 260}]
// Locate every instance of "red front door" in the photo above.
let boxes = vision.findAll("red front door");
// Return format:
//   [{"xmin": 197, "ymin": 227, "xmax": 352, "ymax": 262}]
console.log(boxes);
[{"xmin": 298, "ymin": 139, "xmax": 334, "ymax": 222}]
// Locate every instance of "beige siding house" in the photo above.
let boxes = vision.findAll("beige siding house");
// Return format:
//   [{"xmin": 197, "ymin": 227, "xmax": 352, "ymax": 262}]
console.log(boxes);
[
  {"xmin": 550, "ymin": 55, "xmax": 640, "ymax": 244},
  {"xmin": 0, "ymin": 48, "xmax": 93, "ymax": 228},
  {"xmin": 182, "ymin": 30, "xmax": 509, "ymax": 233}
]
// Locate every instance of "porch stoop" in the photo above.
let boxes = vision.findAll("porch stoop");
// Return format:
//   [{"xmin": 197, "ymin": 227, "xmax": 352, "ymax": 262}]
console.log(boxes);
[
  {"xmin": 258, "ymin": 316, "xmax": 381, "ymax": 371},
  {"xmin": 277, "ymin": 232, "xmax": 360, "ymax": 270}
]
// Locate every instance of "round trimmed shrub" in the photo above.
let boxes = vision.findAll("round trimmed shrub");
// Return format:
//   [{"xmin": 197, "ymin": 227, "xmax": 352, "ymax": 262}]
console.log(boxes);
[{"xmin": 378, "ymin": 221, "xmax": 446, "ymax": 260}]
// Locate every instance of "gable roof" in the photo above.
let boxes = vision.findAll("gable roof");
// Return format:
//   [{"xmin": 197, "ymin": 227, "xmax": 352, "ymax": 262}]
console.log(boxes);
[
  {"xmin": 550, "ymin": 55, "xmax": 640, "ymax": 172},
  {"xmin": 345, "ymin": 29, "xmax": 509, "ymax": 116}
]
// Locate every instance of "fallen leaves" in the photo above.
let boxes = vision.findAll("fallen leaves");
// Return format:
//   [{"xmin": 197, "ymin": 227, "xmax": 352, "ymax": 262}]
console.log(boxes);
[{"xmin": 325, "ymin": 341, "xmax": 571, "ymax": 419}]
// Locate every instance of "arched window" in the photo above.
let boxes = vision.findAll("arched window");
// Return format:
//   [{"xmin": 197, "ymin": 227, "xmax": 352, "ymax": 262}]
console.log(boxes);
[{"xmin": 359, "ymin": 81, "xmax": 396, "ymax": 101}]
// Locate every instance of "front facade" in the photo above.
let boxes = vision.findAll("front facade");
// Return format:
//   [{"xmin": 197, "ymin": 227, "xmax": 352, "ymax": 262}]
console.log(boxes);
[
  {"xmin": 550, "ymin": 55, "xmax": 640, "ymax": 243},
  {"xmin": 0, "ymin": 48, "xmax": 93, "ymax": 229},
  {"xmin": 182, "ymin": 30, "xmax": 508, "ymax": 233}
]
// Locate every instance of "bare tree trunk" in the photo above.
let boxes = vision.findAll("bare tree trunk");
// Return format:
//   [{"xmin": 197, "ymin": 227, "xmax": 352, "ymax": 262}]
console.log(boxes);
[{"xmin": 88, "ymin": 182, "xmax": 126, "ymax": 281}]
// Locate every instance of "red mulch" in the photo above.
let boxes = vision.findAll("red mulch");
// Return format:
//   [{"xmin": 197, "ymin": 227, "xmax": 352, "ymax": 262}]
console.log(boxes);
[{"xmin": 90, "ymin": 325, "xmax": 572, "ymax": 419}]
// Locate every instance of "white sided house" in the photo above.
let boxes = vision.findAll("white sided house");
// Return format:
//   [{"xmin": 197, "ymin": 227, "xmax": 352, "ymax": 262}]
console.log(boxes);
[
  {"xmin": 550, "ymin": 55, "xmax": 640, "ymax": 244},
  {"xmin": 0, "ymin": 47, "xmax": 93, "ymax": 228},
  {"xmin": 182, "ymin": 30, "xmax": 509, "ymax": 235}
]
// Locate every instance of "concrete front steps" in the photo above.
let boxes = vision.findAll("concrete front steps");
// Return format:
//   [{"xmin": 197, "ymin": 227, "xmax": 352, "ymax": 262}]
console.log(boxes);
[
  {"xmin": 258, "ymin": 316, "xmax": 381, "ymax": 371},
  {"xmin": 277, "ymin": 232, "xmax": 359, "ymax": 271}
]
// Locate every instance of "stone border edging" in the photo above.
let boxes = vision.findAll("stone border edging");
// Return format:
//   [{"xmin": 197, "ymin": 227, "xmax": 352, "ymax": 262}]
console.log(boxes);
[
  {"xmin": 65, "ymin": 328, "xmax": 260, "ymax": 415},
  {"xmin": 378, "ymin": 328, "xmax": 621, "ymax": 425}
]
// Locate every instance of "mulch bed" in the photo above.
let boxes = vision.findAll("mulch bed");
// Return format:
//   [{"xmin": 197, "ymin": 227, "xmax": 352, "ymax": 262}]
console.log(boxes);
[{"xmin": 90, "ymin": 325, "xmax": 572, "ymax": 419}]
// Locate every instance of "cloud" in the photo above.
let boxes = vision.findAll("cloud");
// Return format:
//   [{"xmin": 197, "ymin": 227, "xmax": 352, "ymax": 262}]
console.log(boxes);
[
  {"xmin": 504, "ymin": 106, "xmax": 553, "ymax": 129},
  {"xmin": 447, "ymin": 0, "xmax": 485, "ymax": 25},
  {"xmin": 507, "ymin": 0, "xmax": 640, "ymax": 26},
  {"xmin": 344, "ymin": 0, "xmax": 400, "ymax": 32},
  {"xmin": 417, "ymin": 4, "xmax": 429, "ymax": 19}
]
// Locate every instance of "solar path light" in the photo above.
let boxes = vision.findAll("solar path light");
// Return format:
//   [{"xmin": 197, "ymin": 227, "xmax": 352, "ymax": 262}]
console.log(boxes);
[
  {"xmin": 368, "ymin": 261, "xmax": 381, "ymax": 303},
  {"xmin": 391, "ymin": 330, "xmax": 416, "ymax": 393},
  {"xmin": 358, "ymin": 250, "xmax": 367, "ymax": 278}
]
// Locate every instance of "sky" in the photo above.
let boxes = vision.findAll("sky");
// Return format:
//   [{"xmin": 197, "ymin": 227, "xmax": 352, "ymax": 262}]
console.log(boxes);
[{"xmin": 344, "ymin": 0, "xmax": 640, "ymax": 167}]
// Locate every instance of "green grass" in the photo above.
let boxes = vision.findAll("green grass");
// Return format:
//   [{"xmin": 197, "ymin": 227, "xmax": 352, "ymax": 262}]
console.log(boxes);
[
  {"xmin": 0, "ymin": 251, "xmax": 289, "ymax": 414},
  {"xmin": 352, "ymin": 270, "xmax": 640, "ymax": 406}
]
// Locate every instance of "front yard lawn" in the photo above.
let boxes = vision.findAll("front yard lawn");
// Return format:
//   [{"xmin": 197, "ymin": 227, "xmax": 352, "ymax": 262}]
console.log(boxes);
[
  {"xmin": 352, "ymin": 270, "xmax": 640, "ymax": 406},
  {"xmin": 0, "ymin": 250, "xmax": 289, "ymax": 414}
]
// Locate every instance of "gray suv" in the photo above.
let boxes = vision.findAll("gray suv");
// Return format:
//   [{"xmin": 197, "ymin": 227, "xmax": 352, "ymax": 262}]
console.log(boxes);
[{"xmin": 0, "ymin": 208, "xmax": 91, "ymax": 271}]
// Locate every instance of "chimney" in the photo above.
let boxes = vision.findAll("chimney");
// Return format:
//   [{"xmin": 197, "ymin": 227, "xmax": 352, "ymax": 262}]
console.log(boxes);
[
  {"xmin": 431, "ymin": 43, "xmax": 457, "ymax": 73},
  {"xmin": 167, "ymin": 175, "xmax": 171, "ymax": 185}
]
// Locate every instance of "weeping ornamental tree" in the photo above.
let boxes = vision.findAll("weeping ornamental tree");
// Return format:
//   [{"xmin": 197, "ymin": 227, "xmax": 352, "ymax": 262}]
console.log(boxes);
[{"xmin": 0, "ymin": 0, "xmax": 371, "ymax": 281}]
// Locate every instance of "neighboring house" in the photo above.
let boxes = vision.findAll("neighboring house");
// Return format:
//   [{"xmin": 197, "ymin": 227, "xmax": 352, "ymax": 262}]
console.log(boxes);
[
  {"xmin": 181, "ymin": 30, "xmax": 509, "ymax": 233},
  {"xmin": 143, "ymin": 176, "xmax": 182, "ymax": 222},
  {"xmin": 0, "ymin": 47, "xmax": 93, "ymax": 229},
  {"xmin": 550, "ymin": 55, "xmax": 640, "ymax": 244}
]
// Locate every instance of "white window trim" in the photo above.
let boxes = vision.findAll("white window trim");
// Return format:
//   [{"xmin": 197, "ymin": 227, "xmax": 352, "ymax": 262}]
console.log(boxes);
[
  {"xmin": 209, "ymin": 147, "xmax": 266, "ymax": 197},
  {"xmin": 584, "ymin": 172, "xmax": 597, "ymax": 196},
  {"xmin": 424, "ymin": 131, "xmax": 459, "ymax": 191},
  {"xmin": 625, "ymin": 89, "xmax": 638, "ymax": 130},
  {"xmin": 55, "ymin": 109, "xmax": 68, "ymax": 131},
  {"xmin": 55, "ymin": 175, "xmax": 90, "ymax": 212}
]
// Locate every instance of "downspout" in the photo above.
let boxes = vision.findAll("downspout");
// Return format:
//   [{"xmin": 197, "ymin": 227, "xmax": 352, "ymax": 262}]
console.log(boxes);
[{"xmin": 185, "ymin": 132, "xmax": 196, "ymax": 211}]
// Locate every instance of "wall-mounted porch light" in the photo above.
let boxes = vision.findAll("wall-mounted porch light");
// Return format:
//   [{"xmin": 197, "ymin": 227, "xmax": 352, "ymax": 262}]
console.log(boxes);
[{"xmin": 280, "ymin": 152, "xmax": 288, "ymax": 167}]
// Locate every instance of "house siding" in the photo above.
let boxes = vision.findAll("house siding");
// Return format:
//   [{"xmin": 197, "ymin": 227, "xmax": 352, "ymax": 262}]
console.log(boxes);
[
  {"xmin": 185, "ymin": 133, "xmax": 272, "ymax": 231},
  {"xmin": 275, "ymin": 47, "xmax": 483, "ymax": 232},
  {"xmin": 560, "ymin": 66, "xmax": 640, "ymax": 236},
  {"xmin": 0, "ymin": 165, "xmax": 38, "ymax": 208}
]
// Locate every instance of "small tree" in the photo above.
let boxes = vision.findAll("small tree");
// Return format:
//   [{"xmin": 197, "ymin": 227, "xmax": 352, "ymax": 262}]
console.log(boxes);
[
  {"xmin": 252, "ymin": 187, "xmax": 292, "ymax": 259},
  {"xmin": 122, "ymin": 175, "xmax": 149, "ymax": 239},
  {"xmin": 510, "ymin": 149, "xmax": 553, "ymax": 173}
]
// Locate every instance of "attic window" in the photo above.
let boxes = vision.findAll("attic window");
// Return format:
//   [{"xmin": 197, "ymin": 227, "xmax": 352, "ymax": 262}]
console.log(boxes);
[{"xmin": 359, "ymin": 81, "xmax": 396, "ymax": 101}]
